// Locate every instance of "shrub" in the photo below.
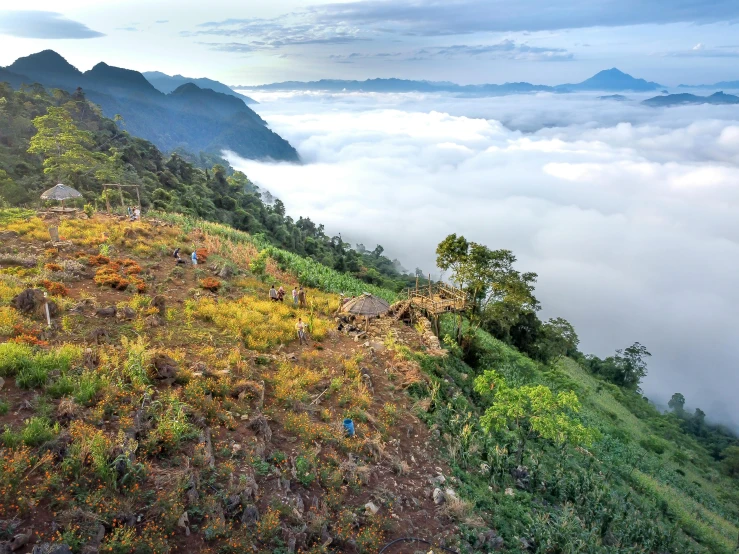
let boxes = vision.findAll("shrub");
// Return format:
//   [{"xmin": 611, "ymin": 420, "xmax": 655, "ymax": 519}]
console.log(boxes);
[
  {"xmin": 44, "ymin": 263, "xmax": 63, "ymax": 272},
  {"xmin": 200, "ymin": 277, "xmax": 221, "ymax": 292},
  {"xmin": 39, "ymin": 279, "xmax": 69, "ymax": 297},
  {"xmin": 21, "ymin": 417, "xmax": 58, "ymax": 446},
  {"xmin": 0, "ymin": 342, "xmax": 34, "ymax": 377},
  {"xmin": 640, "ymin": 435, "xmax": 668, "ymax": 455},
  {"xmin": 83, "ymin": 204, "xmax": 94, "ymax": 218},
  {"xmin": 88, "ymin": 254, "xmax": 110, "ymax": 266},
  {"xmin": 195, "ymin": 248, "xmax": 209, "ymax": 263}
]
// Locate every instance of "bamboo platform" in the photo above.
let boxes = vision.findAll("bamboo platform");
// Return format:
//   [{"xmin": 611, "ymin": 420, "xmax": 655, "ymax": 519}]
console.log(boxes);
[{"xmin": 404, "ymin": 281, "xmax": 468, "ymax": 315}]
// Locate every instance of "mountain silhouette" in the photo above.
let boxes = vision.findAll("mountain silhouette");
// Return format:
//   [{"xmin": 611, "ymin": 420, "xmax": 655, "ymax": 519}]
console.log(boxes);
[
  {"xmin": 1, "ymin": 50, "xmax": 297, "ymax": 162},
  {"xmin": 144, "ymin": 71, "xmax": 256, "ymax": 104},
  {"xmin": 556, "ymin": 68, "xmax": 663, "ymax": 92},
  {"xmin": 643, "ymin": 91, "xmax": 739, "ymax": 107}
]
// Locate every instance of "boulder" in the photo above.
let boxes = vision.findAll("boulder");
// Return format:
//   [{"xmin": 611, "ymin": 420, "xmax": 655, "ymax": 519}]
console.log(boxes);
[
  {"xmin": 151, "ymin": 295, "xmax": 166, "ymax": 317},
  {"xmin": 12, "ymin": 288, "xmax": 44, "ymax": 313},
  {"xmin": 152, "ymin": 353, "xmax": 178, "ymax": 384},
  {"xmin": 117, "ymin": 307, "xmax": 136, "ymax": 321},
  {"xmin": 95, "ymin": 306, "xmax": 117, "ymax": 318}
]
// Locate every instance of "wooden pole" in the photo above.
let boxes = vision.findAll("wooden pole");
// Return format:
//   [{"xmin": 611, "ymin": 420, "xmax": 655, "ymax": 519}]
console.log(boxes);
[
  {"xmin": 118, "ymin": 185, "xmax": 125, "ymax": 213},
  {"xmin": 135, "ymin": 186, "xmax": 141, "ymax": 210},
  {"xmin": 105, "ymin": 187, "xmax": 111, "ymax": 215}
]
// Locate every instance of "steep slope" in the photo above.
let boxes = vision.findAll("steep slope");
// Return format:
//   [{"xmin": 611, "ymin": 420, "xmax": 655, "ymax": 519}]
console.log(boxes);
[
  {"xmin": 2, "ymin": 51, "xmax": 297, "ymax": 162},
  {"xmin": 143, "ymin": 71, "xmax": 257, "ymax": 104}
]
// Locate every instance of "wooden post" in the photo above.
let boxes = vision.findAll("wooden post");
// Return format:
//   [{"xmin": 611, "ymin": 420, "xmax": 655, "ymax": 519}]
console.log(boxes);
[
  {"xmin": 105, "ymin": 187, "xmax": 111, "ymax": 214},
  {"xmin": 415, "ymin": 275, "xmax": 419, "ymax": 296},
  {"xmin": 118, "ymin": 185, "xmax": 125, "ymax": 212},
  {"xmin": 135, "ymin": 186, "xmax": 141, "ymax": 210}
]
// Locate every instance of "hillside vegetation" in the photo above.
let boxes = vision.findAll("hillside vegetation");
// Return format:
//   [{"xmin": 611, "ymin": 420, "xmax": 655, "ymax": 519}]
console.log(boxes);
[{"xmin": 0, "ymin": 83, "xmax": 418, "ymax": 293}]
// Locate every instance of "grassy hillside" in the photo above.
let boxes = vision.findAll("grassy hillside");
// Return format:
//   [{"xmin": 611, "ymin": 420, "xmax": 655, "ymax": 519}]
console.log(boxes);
[{"xmin": 0, "ymin": 208, "xmax": 737, "ymax": 554}]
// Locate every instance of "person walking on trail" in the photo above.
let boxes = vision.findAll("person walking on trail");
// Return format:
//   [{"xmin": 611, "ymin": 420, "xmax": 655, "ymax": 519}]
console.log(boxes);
[
  {"xmin": 296, "ymin": 317, "xmax": 308, "ymax": 345},
  {"xmin": 173, "ymin": 248, "xmax": 185, "ymax": 264},
  {"xmin": 292, "ymin": 287, "xmax": 298, "ymax": 306},
  {"xmin": 191, "ymin": 250, "xmax": 198, "ymax": 266},
  {"xmin": 278, "ymin": 286, "xmax": 285, "ymax": 302},
  {"xmin": 298, "ymin": 286, "xmax": 307, "ymax": 308},
  {"xmin": 269, "ymin": 285, "xmax": 278, "ymax": 302},
  {"xmin": 134, "ymin": 207, "xmax": 141, "ymax": 220}
]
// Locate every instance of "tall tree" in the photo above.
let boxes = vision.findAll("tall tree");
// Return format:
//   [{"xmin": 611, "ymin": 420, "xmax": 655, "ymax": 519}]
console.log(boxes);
[
  {"xmin": 612, "ymin": 342, "xmax": 651, "ymax": 390},
  {"xmin": 436, "ymin": 233, "xmax": 539, "ymax": 343},
  {"xmin": 27, "ymin": 106, "xmax": 99, "ymax": 185},
  {"xmin": 668, "ymin": 393, "xmax": 686, "ymax": 415}
]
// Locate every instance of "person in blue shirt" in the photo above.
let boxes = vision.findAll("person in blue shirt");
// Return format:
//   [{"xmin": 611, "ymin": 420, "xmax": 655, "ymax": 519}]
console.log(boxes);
[{"xmin": 191, "ymin": 250, "xmax": 198, "ymax": 266}]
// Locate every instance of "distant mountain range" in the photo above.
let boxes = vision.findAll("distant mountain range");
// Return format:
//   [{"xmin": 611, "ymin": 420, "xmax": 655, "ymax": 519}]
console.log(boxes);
[
  {"xmin": 143, "ymin": 71, "xmax": 257, "ymax": 105},
  {"xmin": 1, "ymin": 50, "xmax": 297, "ymax": 162},
  {"xmin": 642, "ymin": 91, "xmax": 739, "ymax": 107},
  {"xmin": 247, "ymin": 68, "xmax": 664, "ymax": 94},
  {"xmin": 678, "ymin": 80, "xmax": 739, "ymax": 90}
]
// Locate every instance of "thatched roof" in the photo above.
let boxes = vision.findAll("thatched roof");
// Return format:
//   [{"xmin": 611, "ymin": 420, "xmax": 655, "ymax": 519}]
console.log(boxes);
[
  {"xmin": 40, "ymin": 184, "xmax": 82, "ymax": 201},
  {"xmin": 341, "ymin": 293, "xmax": 390, "ymax": 317}
]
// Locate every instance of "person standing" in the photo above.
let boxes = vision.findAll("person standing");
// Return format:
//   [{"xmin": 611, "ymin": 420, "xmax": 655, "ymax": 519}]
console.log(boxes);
[
  {"xmin": 191, "ymin": 250, "xmax": 198, "ymax": 266},
  {"xmin": 292, "ymin": 287, "xmax": 298, "ymax": 306},
  {"xmin": 134, "ymin": 207, "xmax": 141, "ymax": 220},
  {"xmin": 278, "ymin": 286, "xmax": 285, "ymax": 302},
  {"xmin": 296, "ymin": 317, "xmax": 308, "ymax": 345},
  {"xmin": 269, "ymin": 285, "xmax": 278, "ymax": 302},
  {"xmin": 298, "ymin": 286, "xmax": 306, "ymax": 308}
]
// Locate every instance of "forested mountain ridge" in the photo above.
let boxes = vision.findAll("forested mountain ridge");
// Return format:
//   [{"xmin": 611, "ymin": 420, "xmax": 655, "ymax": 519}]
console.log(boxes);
[
  {"xmin": 0, "ymin": 84, "xmax": 413, "ymax": 290},
  {"xmin": 2, "ymin": 50, "xmax": 298, "ymax": 162}
]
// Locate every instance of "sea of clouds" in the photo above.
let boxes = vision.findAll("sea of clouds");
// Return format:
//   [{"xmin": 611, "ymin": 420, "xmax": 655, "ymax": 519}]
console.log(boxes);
[{"xmin": 228, "ymin": 90, "xmax": 739, "ymax": 429}]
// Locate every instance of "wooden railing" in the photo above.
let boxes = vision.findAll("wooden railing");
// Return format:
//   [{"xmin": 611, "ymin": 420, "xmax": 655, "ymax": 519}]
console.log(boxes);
[{"xmin": 404, "ymin": 281, "xmax": 468, "ymax": 314}]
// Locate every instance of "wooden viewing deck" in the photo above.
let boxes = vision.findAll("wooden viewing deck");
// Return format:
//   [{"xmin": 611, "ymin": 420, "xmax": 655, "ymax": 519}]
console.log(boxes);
[{"xmin": 404, "ymin": 281, "xmax": 468, "ymax": 315}]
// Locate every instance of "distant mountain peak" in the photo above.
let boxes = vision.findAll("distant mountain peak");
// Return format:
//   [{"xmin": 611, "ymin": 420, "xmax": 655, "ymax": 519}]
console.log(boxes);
[
  {"xmin": 8, "ymin": 49, "xmax": 81, "ymax": 76},
  {"xmin": 559, "ymin": 68, "xmax": 663, "ymax": 92}
]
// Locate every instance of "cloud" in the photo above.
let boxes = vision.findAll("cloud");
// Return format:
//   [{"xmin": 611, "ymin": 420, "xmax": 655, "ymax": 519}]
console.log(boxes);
[
  {"xmin": 311, "ymin": 0, "xmax": 739, "ymax": 35},
  {"xmin": 227, "ymin": 90, "xmax": 739, "ymax": 430},
  {"xmin": 0, "ymin": 10, "xmax": 104, "ymax": 39},
  {"xmin": 155, "ymin": 20, "xmax": 169, "ymax": 24},
  {"xmin": 116, "ymin": 26, "xmax": 139, "ymax": 32},
  {"xmin": 329, "ymin": 40, "xmax": 573, "ymax": 63},
  {"xmin": 664, "ymin": 44, "xmax": 739, "ymax": 57},
  {"xmin": 187, "ymin": 14, "xmax": 367, "ymax": 51}
]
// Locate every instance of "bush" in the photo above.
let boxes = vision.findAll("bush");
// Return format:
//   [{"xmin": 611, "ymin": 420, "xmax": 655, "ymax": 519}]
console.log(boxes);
[
  {"xmin": 39, "ymin": 279, "xmax": 69, "ymax": 297},
  {"xmin": 21, "ymin": 417, "xmax": 58, "ymax": 446},
  {"xmin": 0, "ymin": 342, "xmax": 34, "ymax": 377},
  {"xmin": 640, "ymin": 435, "xmax": 668, "ymax": 455},
  {"xmin": 200, "ymin": 277, "xmax": 221, "ymax": 292},
  {"xmin": 83, "ymin": 204, "xmax": 94, "ymax": 218}
]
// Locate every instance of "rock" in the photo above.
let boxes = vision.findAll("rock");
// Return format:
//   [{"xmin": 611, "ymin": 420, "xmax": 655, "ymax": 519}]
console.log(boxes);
[
  {"xmin": 241, "ymin": 505, "xmax": 259, "ymax": 527},
  {"xmin": 429, "ymin": 474, "xmax": 445, "ymax": 486},
  {"xmin": 248, "ymin": 414, "xmax": 272, "ymax": 442},
  {"xmin": 9, "ymin": 532, "xmax": 31, "ymax": 551},
  {"xmin": 364, "ymin": 501, "xmax": 380, "ymax": 515},
  {"xmin": 145, "ymin": 315, "xmax": 163, "ymax": 328},
  {"xmin": 151, "ymin": 295, "xmax": 166, "ymax": 317},
  {"xmin": 216, "ymin": 264, "xmax": 234, "ymax": 279},
  {"xmin": 117, "ymin": 307, "xmax": 136, "ymax": 320},
  {"xmin": 88, "ymin": 328, "xmax": 109, "ymax": 344},
  {"xmin": 505, "ymin": 487, "xmax": 515, "ymax": 496},
  {"xmin": 444, "ymin": 488, "xmax": 458, "ymax": 501},
  {"xmin": 95, "ymin": 306, "xmax": 117, "ymax": 318},
  {"xmin": 433, "ymin": 488, "xmax": 445, "ymax": 504},
  {"xmin": 152, "ymin": 353, "xmax": 178, "ymax": 385},
  {"xmin": 12, "ymin": 288, "xmax": 44, "ymax": 313},
  {"xmin": 32, "ymin": 544, "xmax": 73, "ymax": 554}
]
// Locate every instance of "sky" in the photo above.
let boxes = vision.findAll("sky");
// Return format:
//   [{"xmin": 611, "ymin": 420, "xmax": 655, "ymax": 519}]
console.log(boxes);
[
  {"xmin": 2, "ymin": 1, "xmax": 739, "ymax": 86},
  {"xmin": 227, "ymin": 90, "xmax": 739, "ymax": 429}
]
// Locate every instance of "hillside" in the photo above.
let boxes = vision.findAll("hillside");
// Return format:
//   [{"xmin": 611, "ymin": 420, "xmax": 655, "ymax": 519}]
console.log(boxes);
[
  {"xmin": 0, "ymin": 209, "xmax": 736, "ymax": 554},
  {"xmin": 142, "ymin": 71, "xmax": 257, "ymax": 105},
  {"xmin": 0, "ymin": 83, "xmax": 413, "ymax": 292},
  {"xmin": 1, "ymin": 51, "xmax": 297, "ymax": 162},
  {"xmin": 643, "ymin": 91, "xmax": 739, "ymax": 107}
]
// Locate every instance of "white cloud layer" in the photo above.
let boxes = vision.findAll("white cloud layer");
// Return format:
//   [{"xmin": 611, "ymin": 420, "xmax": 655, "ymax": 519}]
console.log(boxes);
[{"xmin": 229, "ymin": 91, "xmax": 739, "ymax": 429}]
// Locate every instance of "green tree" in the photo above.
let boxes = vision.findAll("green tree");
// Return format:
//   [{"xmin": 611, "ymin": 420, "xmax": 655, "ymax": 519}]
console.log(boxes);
[
  {"xmin": 611, "ymin": 342, "xmax": 651, "ymax": 390},
  {"xmin": 539, "ymin": 317, "xmax": 580, "ymax": 363},
  {"xmin": 668, "ymin": 392, "xmax": 686, "ymax": 415},
  {"xmin": 27, "ymin": 106, "xmax": 99, "ymax": 184},
  {"xmin": 436, "ymin": 234, "xmax": 539, "ymax": 343},
  {"xmin": 474, "ymin": 369, "xmax": 595, "ymax": 463}
]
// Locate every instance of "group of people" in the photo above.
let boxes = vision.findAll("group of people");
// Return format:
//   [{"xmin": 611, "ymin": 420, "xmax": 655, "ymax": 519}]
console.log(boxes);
[
  {"xmin": 270, "ymin": 284, "xmax": 307, "ymax": 308},
  {"xmin": 173, "ymin": 248, "xmax": 198, "ymax": 265},
  {"xmin": 127, "ymin": 206, "xmax": 141, "ymax": 221}
]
